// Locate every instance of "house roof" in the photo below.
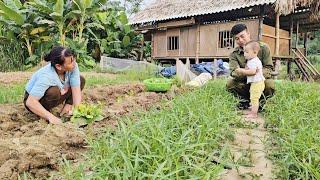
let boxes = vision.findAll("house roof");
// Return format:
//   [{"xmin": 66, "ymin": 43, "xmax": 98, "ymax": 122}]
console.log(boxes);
[
  {"xmin": 130, "ymin": 0, "xmax": 319, "ymax": 25},
  {"xmin": 130, "ymin": 0, "xmax": 275, "ymax": 24}
]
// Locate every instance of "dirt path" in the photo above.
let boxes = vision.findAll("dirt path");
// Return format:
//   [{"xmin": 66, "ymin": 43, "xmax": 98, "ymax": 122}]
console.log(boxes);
[
  {"xmin": 0, "ymin": 83, "xmax": 175, "ymax": 179},
  {"xmin": 220, "ymin": 114, "xmax": 273, "ymax": 180}
]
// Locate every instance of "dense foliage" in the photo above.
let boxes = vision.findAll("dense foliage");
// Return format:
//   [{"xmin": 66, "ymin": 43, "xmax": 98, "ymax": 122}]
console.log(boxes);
[{"xmin": 0, "ymin": 0, "xmax": 145, "ymax": 71}]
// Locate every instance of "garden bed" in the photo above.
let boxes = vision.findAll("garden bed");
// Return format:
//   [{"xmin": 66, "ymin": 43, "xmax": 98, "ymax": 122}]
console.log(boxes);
[{"xmin": 0, "ymin": 83, "xmax": 175, "ymax": 179}]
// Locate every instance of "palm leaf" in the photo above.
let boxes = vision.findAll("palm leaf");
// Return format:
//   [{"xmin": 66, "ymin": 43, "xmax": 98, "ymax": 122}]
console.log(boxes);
[
  {"xmin": 27, "ymin": 0, "xmax": 52, "ymax": 14},
  {"xmin": 83, "ymin": 0, "xmax": 93, "ymax": 9},
  {"xmin": 0, "ymin": 1, "xmax": 25, "ymax": 25},
  {"xmin": 30, "ymin": 27, "xmax": 46, "ymax": 35},
  {"xmin": 54, "ymin": 0, "xmax": 64, "ymax": 16},
  {"xmin": 118, "ymin": 11, "xmax": 128, "ymax": 25}
]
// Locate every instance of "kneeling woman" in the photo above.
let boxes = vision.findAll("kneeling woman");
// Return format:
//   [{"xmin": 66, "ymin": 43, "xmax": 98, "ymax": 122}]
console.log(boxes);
[{"xmin": 24, "ymin": 46, "xmax": 85, "ymax": 124}]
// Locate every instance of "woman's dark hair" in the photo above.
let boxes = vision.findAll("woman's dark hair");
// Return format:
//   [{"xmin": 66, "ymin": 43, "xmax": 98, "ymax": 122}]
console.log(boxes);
[
  {"xmin": 231, "ymin": 24, "xmax": 248, "ymax": 36},
  {"xmin": 44, "ymin": 46, "xmax": 73, "ymax": 67}
]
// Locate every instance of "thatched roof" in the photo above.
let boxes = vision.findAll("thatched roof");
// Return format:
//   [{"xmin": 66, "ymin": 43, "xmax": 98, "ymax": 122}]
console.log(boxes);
[
  {"xmin": 276, "ymin": 0, "xmax": 320, "ymax": 18},
  {"xmin": 130, "ymin": 0, "xmax": 319, "ymax": 25}
]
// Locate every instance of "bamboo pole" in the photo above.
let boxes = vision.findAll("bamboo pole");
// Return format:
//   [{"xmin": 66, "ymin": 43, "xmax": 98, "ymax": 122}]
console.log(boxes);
[
  {"xmin": 151, "ymin": 33, "xmax": 154, "ymax": 58},
  {"xmin": 288, "ymin": 15, "xmax": 293, "ymax": 78},
  {"xmin": 196, "ymin": 23, "xmax": 200, "ymax": 64},
  {"xmin": 289, "ymin": 15, "xmax": 293, "ymax": 55},
  {"xmin": 294, "ymin": 59, "xmax": 310, "ymax": 81},
  {"xmin": 274, "ymin": 12, "xmax": 281, "ymax": 78},
  {"xmin": 275, "ymin": 12, "xmax": 280, "ymax": 56},
  {"xmin": 258, "ymin": 6, "xmax": 264, "ymax": 41},
  {"xmin": 303, "ymin": 32, "xmax": 308, "ymax": 56},
  {"xmin": 296, "ymin": 48, "xmax": 320, "ymax": 76},
  {"xmin": 295, "ymin": 20, "xmax": 299, "ymax": 48}
]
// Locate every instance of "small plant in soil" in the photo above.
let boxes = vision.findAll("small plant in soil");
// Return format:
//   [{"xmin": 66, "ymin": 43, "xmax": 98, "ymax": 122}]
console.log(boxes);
[{"xmin": 71, "ymin": 103, "xmax": 104, "ymax": 126}]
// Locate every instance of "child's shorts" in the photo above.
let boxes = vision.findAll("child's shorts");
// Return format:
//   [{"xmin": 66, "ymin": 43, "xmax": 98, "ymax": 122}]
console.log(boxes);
[{"xmin": 250, "ymin": 81, "xmax": 265, "ymax": 106}]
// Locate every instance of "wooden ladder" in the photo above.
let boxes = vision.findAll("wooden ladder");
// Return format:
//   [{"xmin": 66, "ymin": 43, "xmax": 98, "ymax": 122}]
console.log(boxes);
[{"xmin": 291, "ymin": 48, "xmax": 320, "ymax": 81}]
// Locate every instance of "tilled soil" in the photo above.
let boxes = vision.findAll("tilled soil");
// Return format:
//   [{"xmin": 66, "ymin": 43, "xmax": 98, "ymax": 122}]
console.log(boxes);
[{"xmin": 0, "ymin": 83, "xmax": 174, "ymax": 179}]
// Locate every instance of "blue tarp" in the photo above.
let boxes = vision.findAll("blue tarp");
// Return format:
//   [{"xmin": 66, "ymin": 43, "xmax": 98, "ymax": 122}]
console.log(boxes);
[
  {"xmin": 159, "ymin": 66, "xmax": 176, "ymax": 77},
  {"xmin": 160, "ymin": 59, "xmax": 229, "ymax": 78}
]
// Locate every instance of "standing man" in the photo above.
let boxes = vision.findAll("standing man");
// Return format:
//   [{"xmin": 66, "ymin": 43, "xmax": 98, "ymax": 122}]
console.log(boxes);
[{"xmin": 226, "ymin": 24, "xmax": 275, "ymax": 109}]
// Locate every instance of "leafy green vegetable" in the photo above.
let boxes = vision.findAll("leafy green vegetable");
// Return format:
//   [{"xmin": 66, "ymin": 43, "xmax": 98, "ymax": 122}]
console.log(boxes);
[{"xmin": 71, "ymin": 103, "xmax": 104, "ymax": 126}]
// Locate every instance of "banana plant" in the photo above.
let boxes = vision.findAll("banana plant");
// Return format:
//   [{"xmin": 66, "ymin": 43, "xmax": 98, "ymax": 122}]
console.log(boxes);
[
  {"xmin": 0, "ymin": 0, "xmax": 47, "ymax": 57},
  {"xmin": 70, "ymin": 0, "xmax": 108, "ymax": 43},
  {"xmin": 94, "ymin": 9, "xmax": 143, "ymax": 59},
  {"xmin": 27, "ymin": 0, "xmax": 76, "ymax": 46}
]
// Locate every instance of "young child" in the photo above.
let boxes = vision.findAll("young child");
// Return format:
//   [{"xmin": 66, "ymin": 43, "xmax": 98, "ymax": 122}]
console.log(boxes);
[{"xmin": 236, "ymin": 41, "xmax": 265, "ymax": 118}]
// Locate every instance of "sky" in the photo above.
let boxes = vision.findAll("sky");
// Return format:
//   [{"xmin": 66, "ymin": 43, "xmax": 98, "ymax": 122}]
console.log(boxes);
[
  {"xmin": 141, "ymin": 0, "xmax": 156, "ymax": 9},
  {"xmin": 119, "ymin": 0, "xmax": 156, "ymax": 10}
]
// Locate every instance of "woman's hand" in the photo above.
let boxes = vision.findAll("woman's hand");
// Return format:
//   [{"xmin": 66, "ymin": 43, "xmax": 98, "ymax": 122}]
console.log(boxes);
[
  {"xmin": 47, "ymin": 114, "xmax": 62, "ymax": 124},
  {"xmin": 26, "ymin": 95, "xmax": 62, "ymax": 124},
  {"xmin": 60, "ymin": 104, "xmax": 73, "ymax": 117}
]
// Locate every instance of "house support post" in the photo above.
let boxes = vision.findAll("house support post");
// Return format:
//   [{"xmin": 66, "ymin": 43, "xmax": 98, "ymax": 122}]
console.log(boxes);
[
  {"xmin": 295, "ymin": 20, "xmax": 299, "ymax": 48},
  {"xmin": 258, "ymin": 5, "xmax": 265, "ymax": 41},
  {"xmin": 151, "ymin": 33, "xmax": 155, "ymax": 59},
  {"xmin": 274, "ymin": 11, "xmax": 281, "ymax": 79},
  {"xmin": 288, "ymin": 15, "xmax": 294, "ymax": 79},
  {"xmin": 141, "ymin": 35, "xmax": 145, "ymax": 61},
  {"xmin": 196, "ymin": 23, "xmax": 200, "ymax": 64},
  {"xmin": 304, "ymin": 32, "xmax": 308, "ymax": 56}
]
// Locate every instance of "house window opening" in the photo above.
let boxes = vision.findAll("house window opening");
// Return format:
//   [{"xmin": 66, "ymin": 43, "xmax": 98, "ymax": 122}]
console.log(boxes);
[
  {"xmin": 168, "ymin": 36, "xmax": 179, "ymax": 50},
  {"xmin": 219, "ymin": 31, "xmax": 234, "ymax": 48}
]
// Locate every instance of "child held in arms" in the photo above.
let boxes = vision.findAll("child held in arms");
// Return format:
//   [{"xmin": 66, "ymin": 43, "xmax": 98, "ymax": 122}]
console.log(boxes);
[{"xmin": 235, "ymin": 41, "xmax": 265, "ymax": 118}]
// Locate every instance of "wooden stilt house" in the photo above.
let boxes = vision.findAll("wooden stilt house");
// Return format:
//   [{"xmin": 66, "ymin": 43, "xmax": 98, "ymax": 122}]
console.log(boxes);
[{"xmin": 130, "ymin": 0, "xmax": 320, "ymax": 80}]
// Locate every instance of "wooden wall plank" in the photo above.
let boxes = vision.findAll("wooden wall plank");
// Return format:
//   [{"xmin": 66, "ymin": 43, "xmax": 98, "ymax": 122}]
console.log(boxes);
[
  {"xmin": 153, "ymin": 31, "xmax": 167, "ymax": 57},
  {"xmin": 166, "ymin": 29, "xmax": 180, "ymax": 57}
]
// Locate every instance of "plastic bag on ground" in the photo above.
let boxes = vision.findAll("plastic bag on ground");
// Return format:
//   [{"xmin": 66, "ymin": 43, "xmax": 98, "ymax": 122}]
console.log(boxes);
[
  {"xmin": 176, "ymin": 60, "xmax": 197, "ymax": 83},
  {"xmin": 186, "ymin": 73, "xmax": 212, "ymax": 87}
]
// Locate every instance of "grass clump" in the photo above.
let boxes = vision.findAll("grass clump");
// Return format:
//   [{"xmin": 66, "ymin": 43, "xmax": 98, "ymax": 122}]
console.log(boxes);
[
  {"xmin": 264, "ymin": 81, "xmax": 320, "ymax": 179},
  {"xmin": 0, "ymin": 83, "xmax": 25, "ymax": 104},
  {"xmin": 0, "ymin": 40, "xmax": 27, "ymax": 72},
  {"xmin": 61, "ymin": 80, "xmax": 240, "ymax": 179}
]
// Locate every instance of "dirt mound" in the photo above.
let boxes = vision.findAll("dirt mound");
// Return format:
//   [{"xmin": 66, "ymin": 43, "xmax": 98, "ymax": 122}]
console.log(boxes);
[
  {"xmin": 85, "ymin": 84, "xmax": 172, "ymax": 114},
  {"xmin": 0, "ymin": 83, "xmax": 173, "ymax": 179},
  {"xmin": 0, "ymin": 124, "xmax": 86, "ymax": 179},
  {"xmin": 84, "ymin": 83, "xmax": 174, "ymax": 132}
]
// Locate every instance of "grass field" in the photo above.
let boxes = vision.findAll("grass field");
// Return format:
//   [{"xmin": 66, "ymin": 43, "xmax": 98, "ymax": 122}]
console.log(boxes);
[
  {"xmin": 264, "ymin": 81, "xmax": 320, "ymax": 179},
  {"xmin": 59, "ymin": 79, "xmax": 320, "ymax": 179},
  {"xmin": 60, "ymin": 80, "xmax": 242, "ymax": 179}
]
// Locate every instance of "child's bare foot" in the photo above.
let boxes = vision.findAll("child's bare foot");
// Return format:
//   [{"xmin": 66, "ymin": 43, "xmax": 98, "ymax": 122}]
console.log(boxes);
[
  {"xmin": 245, "ymin": 113, "xmax": 258, "ymax": 118},
  {"xmin": 242, "ymin": 110, "xmax": 251, "ymax": 115}
]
